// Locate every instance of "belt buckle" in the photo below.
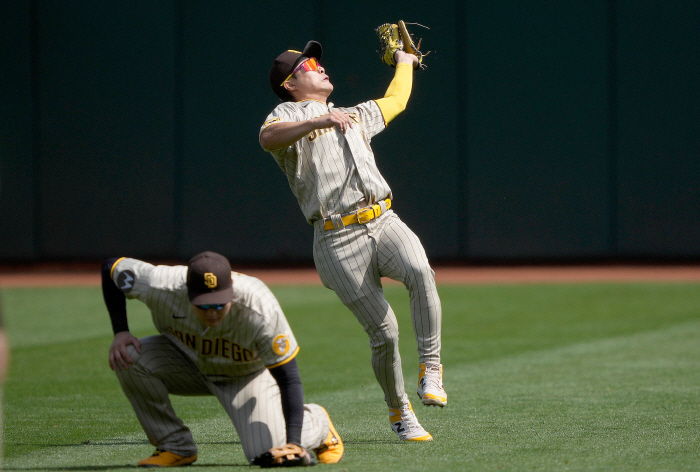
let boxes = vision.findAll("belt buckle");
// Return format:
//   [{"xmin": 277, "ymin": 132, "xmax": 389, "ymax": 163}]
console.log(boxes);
[{"xmin": 356, "ymin": 207, "xmax": 375, "ymax": 225}]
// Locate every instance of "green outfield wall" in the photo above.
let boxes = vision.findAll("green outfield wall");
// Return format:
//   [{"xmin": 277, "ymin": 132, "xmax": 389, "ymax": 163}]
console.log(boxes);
[{"xmin": 1, "ymin": 0, "xmax": 698, "ymax": 263}]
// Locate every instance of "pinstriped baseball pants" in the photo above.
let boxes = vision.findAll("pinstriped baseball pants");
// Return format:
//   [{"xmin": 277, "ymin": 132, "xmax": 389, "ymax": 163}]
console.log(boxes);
[
  {"xmin": 313, "ymin": 210, "xmax": 442, "ymax": 409},
  {"xmin": 115, "ymin": 335, "xmax": 328, "ymax": 462}
]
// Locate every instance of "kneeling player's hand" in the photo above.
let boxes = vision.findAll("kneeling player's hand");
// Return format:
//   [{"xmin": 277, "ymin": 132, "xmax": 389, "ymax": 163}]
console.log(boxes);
[
  {"xmin": 252, "ymin": 443, "xmax": 315, "ymax": 468},
  {"xmin": 109, "ymin": 331, "xmax": 141, "ymax": 371}
]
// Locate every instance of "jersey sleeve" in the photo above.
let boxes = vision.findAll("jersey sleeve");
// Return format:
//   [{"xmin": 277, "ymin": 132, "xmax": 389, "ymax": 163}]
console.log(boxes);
[
  {"xmin": 260, "ymin": 103, "xmax": 301, "ymax": 155},
  {"xmin": 353, "ymin": 100, "xmax": 387, "ymax": 142},
  {"xmin": 258, "ymin": 311, "xmax": 300, "ymax": 368},
  {"xmin": 244, "ymin": 279, "xmax": 300, "ymax": 368},
  {"xmin": 110, "ymin": 257, "xmax": 157, "ymax": 303}
]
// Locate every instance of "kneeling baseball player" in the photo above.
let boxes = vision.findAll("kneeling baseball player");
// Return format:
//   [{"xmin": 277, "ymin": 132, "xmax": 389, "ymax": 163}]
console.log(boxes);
[{"xmin": 101, "ymin": 251, "xmax": 342, "ymax": 467}]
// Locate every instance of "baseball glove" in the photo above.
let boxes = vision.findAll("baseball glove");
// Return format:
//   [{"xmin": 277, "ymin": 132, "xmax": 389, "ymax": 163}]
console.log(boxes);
[
  {"xmin": 251, "ymin": 443, "xmax": 316, "ymax": 468},
  {"xmin": 375, "ymin": 20, "xmax": 429, "ymax": 69}
]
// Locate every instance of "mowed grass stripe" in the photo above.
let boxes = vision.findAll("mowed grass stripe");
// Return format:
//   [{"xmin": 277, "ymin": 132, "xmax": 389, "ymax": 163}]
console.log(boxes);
[
  {"xmin": 305, "ymin": 319, "xmax": 700, "ymax": 471},
  {"xmin": 3, "ymin": 283, "xmax": 700, "ymax": 471},
  {"xmin": 6, "ymin": 318, "xmax": 699, "ymax": 471}
]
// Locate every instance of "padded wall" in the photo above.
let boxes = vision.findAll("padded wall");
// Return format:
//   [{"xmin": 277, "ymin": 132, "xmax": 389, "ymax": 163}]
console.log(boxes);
[{"xmin": 3, "ymin": 1, "xmax": 698, "ymax": 262}]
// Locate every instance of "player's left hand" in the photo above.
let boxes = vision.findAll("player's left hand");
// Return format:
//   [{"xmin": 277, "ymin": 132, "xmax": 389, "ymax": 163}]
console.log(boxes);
[
  {"xmin": 251, "ymin": 443, "xmax": 315, "ymax": 468},
  {"xmin": 109, "ymin": 331, "xmax": 141, "ymax": 371},
  {"xmin": 395, "ymin": 50, "xmax": 420, "ymax": 69}
]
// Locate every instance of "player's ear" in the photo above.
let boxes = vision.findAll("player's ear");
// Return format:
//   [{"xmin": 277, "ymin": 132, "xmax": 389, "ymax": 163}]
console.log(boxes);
[{"xmin": 283, "ymin": 80, "xmax": 296, "ymax": 93}]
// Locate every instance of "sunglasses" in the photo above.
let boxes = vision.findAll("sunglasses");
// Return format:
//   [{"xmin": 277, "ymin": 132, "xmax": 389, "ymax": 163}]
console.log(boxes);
[
  {"xmin": 280, "ymin": 58, "xmax": 320, "ymax": 86},
  {"xmin": 196, "ymin": 304, "xmax": 225, "ymax": 311}
]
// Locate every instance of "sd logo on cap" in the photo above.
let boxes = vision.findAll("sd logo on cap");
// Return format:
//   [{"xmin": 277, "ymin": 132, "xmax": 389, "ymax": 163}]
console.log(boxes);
[{"xmin": 186, "ymin": 251, "xmax": 233, "ymax": 306}]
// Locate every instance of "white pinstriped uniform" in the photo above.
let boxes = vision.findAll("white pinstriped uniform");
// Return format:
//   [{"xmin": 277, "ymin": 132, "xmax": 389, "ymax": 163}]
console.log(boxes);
[
  {"xmin": 261, "ymin": 99, "xmax": 441, "ymax": 410},
  {"xmin": 110, "ymin": 258, "xmax": 328, "ymax": 462}
]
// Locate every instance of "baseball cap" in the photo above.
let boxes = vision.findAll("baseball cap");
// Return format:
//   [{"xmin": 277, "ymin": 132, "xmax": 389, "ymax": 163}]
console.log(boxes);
[
  {"xmin": 270, "ymin": 40, "xmax": 323, "ymax": 100},
  {"xmin": 186, "ymin": 251, "xmax": 234, "ymax": 305}
]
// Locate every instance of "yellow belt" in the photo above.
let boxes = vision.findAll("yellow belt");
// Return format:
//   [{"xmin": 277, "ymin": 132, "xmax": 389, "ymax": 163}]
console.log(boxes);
[{"xmin": 323, "ymin": 198, "xmax": 392, "ymax": 231}]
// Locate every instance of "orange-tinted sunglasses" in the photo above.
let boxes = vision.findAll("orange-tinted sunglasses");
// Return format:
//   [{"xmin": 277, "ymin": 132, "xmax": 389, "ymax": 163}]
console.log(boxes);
[{"xmin": 280, "ymin": 58, "xmax": 320, "ymax": 86}]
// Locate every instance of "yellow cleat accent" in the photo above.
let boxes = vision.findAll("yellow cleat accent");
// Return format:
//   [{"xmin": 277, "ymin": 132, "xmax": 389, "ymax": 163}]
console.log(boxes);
[
  {"xmin": 417, "ymin": 363, "xmax": 447, "ymax": 407},
  {"xmin": 389, "ymin": 402, "xmax": 433, "ymax": 441},
  {"xmin": 405, "ymin": 432, "xmax": 434, "ymax": 441},
  {"xmin": 137, "ymin": 450, "xmax": 197, "ymax": 467},
  {"xmin": 423, "ymin": 393, "xmax": 447, "ymax": 403},
  {"xmin": 313, "ymin": 407, "xmax": 344, "ymax": 464}
]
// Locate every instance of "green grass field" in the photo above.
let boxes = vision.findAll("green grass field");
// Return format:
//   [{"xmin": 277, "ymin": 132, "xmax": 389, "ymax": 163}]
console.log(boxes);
[{"xmin": 3, "ymin": 281, "xmax": 700, "ymax": 471}]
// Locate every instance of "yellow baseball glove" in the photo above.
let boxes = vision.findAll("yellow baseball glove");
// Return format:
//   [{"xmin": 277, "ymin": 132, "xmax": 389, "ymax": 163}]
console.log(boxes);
[{"xmin": 375, "ymin": 20, "xmax": 429, "ymax": 69}]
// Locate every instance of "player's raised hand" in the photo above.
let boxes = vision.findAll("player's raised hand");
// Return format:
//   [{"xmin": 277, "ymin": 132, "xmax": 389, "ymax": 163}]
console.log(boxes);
[
  {"xmin": 395, "ymin": 50, "xmax": 420, "ymax": 69},
  {"xmin": 109, "ymin": 331, "xmax": 142, "ymax": 371}
]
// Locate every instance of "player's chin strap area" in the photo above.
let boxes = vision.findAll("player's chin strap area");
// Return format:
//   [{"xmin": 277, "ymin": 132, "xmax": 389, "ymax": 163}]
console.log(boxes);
[{"xmin": 323, "ymin": 198, "xmax": 392, "ymax": 231}]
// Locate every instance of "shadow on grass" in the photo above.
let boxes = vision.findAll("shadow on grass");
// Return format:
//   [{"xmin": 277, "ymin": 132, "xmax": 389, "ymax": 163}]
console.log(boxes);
[
  {"xmin": 8, "ymin": 440, "xmax": 241, "ymax": 447},
  {"xmin": 4, "ymin": 465, "xmax": 250, "ymax": 470},
  {"xmin": 6, "ymin": 440, "xmax": 249, "ymax": 469},
  {"xmin": 4, "ymin": 467, "xmax": 139, "ymax": 471},
  {"xmin": 341, "ymin": 439, "xmax": 399, "ymax": 445}
]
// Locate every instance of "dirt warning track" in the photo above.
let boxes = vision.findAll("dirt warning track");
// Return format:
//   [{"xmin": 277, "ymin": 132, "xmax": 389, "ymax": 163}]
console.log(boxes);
[{"xmin": 1, "ymin": 265, "xmax": 700, "ymax": 288}]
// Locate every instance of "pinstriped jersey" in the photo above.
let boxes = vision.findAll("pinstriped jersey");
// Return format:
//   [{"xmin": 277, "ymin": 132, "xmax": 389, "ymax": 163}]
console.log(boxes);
[
  {"xmin": 261, "ymin": 99, "xmax": 392, "ymax": 223},
  {"xmin": 111, "ymin": 258, "xmax": 299, "ymax": 379}
]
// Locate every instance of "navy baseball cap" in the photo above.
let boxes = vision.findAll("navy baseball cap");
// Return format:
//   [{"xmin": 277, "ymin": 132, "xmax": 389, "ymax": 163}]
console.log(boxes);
[
  {"xmin": 270, "ymin": 41, "xmax": 323, "ymax": 101},
  {"xmin": 186, "ymin": 251, "xmax": 234, "ymax": 305}
]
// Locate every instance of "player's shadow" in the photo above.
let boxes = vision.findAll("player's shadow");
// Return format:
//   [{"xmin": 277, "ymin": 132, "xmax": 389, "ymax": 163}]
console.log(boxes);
[
  {"xmin": 4, "ymin": 439, "xmax": 249, "ymax": 470},
  {"xmin": 344, "ymin": 439, "xmax": 396, "ymax": 444},
  {"xmin": 7, "ymin": 439, "xmax": 241, "ymax": 448},
  {"xmin": 3, "ymin": 465, "xmax": 250, "ymax": 470}
]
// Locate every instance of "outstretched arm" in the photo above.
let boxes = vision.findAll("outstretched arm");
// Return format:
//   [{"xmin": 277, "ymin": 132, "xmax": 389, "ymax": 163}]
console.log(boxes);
[
  {"xmin": 260, "ymin": 111, "xmax": 356, "ymax": 151},
  {"xmin": 375, "ymin": 50, "xmax": 420, "ymax": 124}
]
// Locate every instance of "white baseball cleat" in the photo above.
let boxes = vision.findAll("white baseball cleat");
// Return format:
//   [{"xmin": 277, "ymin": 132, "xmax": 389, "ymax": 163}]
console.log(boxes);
[
  {"xmin": 389, "ymin": 402, "xmax": 433, "ymax": 441},
  {"xmin": 417, "ymin": 363, "xmax": 447, "ymax": 407}
]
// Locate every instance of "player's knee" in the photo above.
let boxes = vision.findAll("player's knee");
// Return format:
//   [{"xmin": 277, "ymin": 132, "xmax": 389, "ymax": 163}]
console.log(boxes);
[
  {"xmin": 403, "ymin": 258, "xmax": 435, "ymax": 284},
  {"xmin": 341, "ymin": 291, "xmax": 390, "ymax": 314},
  {"xmin": 369, "ymin": 335, "xmax": 399, "ymax": 353},
  {"xmin": 124, "ymin": 344, "xmax": 142, "ymax": 362},
  {"xmin": 366, "ymin": 324, "xmax": 399, "ymax": 351},
  {"xmin": 113, "ymin": 345, "xmax": 145, "ymax": 383}
]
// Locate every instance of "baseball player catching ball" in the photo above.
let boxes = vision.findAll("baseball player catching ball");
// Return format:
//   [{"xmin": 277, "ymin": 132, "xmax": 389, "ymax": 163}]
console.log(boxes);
[
  {"xmin": 259, "ymin": 33, "xmax": 446, "ymax": 441},
  {"xmin": 101, "ymin": 251, "xmax": 343, "ymax": 467}
]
